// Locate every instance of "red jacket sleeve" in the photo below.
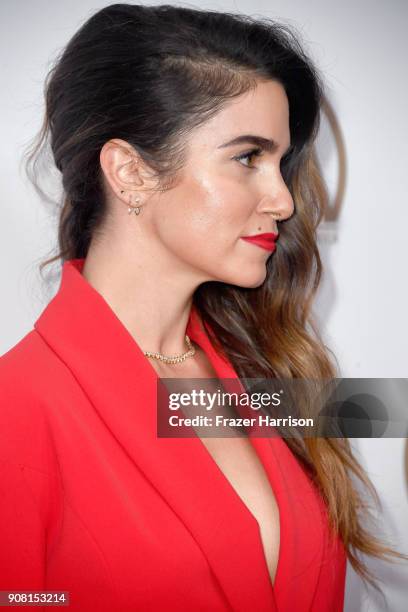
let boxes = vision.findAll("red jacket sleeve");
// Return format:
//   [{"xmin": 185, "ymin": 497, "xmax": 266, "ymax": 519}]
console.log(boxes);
[
  {"xmin": 0, "ymin": 344, "xmax": 62, "ymax": 606},
  {"xmin": 0, "ymin": 461, "xmax": 47, "ymax": 601}
]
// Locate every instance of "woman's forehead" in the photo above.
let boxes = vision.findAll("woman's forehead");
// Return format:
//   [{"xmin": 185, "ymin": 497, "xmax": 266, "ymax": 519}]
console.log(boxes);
[{"xmin": 188, "ymin": 81, "xmax": 290, "ymax": 151}]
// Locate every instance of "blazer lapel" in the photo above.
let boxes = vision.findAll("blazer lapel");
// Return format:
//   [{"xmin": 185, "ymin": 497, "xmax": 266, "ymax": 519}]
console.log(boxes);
[
  {"xmin": 34, "ymin": 258, "xmax": 278, "ymax": 612},
  {"xmin": 186, "ymin": 306, "xmax": 326, "ymax": 612}
]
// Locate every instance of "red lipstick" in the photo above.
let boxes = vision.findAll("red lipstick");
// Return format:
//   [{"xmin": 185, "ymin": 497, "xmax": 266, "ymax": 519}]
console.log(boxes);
[{"xmin": 241, "ymin": 232, "xmax": 279, "ymax": 252}]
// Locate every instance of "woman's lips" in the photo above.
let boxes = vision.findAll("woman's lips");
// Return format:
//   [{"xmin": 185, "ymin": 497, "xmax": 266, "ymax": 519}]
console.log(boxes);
[{"xmin": 241, "ymin": 233, "xmax": 278, "ymax": 252}]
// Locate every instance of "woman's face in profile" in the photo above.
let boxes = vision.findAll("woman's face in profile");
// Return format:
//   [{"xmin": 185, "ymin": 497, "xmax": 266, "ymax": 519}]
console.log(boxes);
[
  {"xmin": 148, "ymin": 79, "xmax": 294, "ymax": 289},
  {"xmin": 105, "ymin": 79, "xmax": 294, "ymax": 290}
]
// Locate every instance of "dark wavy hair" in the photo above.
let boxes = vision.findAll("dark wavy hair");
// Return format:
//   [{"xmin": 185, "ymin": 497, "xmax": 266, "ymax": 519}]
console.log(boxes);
[{"xmin": 24, "ymin": 2, "xmax": 406, "ymax": 590}]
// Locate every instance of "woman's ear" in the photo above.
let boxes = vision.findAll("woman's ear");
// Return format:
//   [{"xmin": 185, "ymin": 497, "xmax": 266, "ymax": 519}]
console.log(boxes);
[{"xmin": 99, "ymin": 138, "xmax": 156, "ymax": 201}]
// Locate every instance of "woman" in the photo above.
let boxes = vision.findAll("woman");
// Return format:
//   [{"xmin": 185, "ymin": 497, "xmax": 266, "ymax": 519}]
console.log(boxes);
[{"xmin": 0, "ymin": 4, "xmax": 403, "ymax": 611}]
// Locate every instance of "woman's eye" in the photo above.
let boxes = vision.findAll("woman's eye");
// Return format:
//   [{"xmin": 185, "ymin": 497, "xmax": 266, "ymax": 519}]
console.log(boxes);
[{"xmin": 233, "ymin": 147, "xmax": 263, "ymax": 168}]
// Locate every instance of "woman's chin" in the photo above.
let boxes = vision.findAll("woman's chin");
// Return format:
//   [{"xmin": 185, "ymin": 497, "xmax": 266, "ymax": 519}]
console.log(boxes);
[
  {"xmin": 220, "ymin": 264, "xmax": 268, "ymax": 289},
  {"xmin": 239, "ymin": 274, "xmax": 267, "ymax": 289}
]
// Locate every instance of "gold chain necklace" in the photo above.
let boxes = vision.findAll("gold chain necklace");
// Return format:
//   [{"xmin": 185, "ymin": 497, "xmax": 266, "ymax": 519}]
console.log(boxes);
[{"xmin": 143, "ymin": 334, "xmax": 195, "ymax": 364}]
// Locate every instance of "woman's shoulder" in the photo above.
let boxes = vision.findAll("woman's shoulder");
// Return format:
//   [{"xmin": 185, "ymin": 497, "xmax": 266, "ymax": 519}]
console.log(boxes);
[
  {"xmin": 1, "ymin": 329, "xmax": 59, "ymax": 399},
  {"xmin": 0, "ymin": 327, "xmax": 69, "ymax": 392}
]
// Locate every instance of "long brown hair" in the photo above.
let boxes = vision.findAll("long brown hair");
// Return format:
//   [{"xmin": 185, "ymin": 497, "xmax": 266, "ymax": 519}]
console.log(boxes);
[{"xmin": 24, "ymin": 3, "xmax": 406, "ymax": 591}]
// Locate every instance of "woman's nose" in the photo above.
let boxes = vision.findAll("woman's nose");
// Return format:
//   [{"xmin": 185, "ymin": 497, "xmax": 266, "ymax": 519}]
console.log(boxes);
[{"xmin": 256, "ymin": 181, "xmax": 295, "ymax": 221}]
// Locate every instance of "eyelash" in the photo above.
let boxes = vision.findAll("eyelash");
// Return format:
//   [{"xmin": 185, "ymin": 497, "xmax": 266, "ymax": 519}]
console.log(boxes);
[
  {"xmin": 233, "ymin": 147, "xmax": 292, "ymax": 170},
  {"xmin": 233, "ymin": 147, "xmax": 263, "ymax": 168}
]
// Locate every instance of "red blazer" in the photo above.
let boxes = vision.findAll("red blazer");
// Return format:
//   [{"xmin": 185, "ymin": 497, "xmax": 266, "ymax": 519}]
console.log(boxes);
[{"xmin": 0, "ymin": 258, "xmax": 346, "ymax": 611}]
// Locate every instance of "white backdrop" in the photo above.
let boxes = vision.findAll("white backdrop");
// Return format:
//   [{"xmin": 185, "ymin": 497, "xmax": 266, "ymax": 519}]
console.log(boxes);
[{"xmin": 1, "ymin": 1, "xmax": 407, "ymax": 610}]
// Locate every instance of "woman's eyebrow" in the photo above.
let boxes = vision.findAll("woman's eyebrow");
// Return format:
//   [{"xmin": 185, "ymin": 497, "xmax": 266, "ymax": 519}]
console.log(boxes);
[{"xmin": 217, "ymin": 134, "xmax": 292, "ymax": 155}]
